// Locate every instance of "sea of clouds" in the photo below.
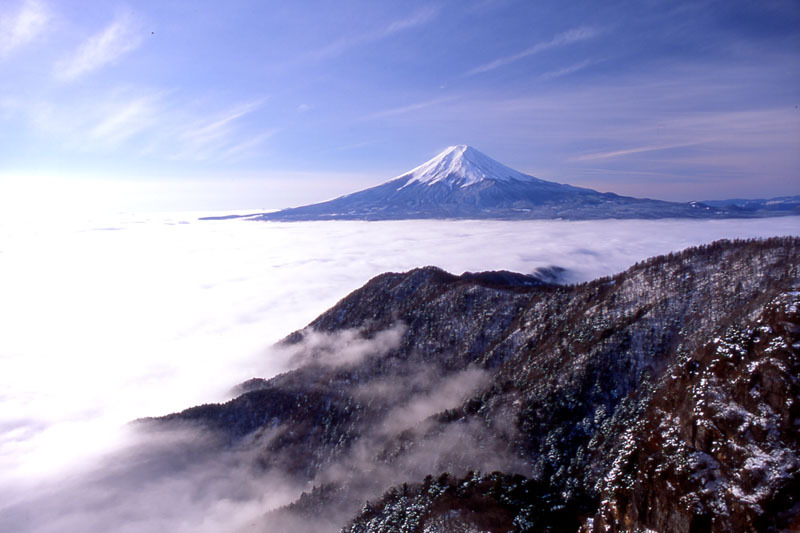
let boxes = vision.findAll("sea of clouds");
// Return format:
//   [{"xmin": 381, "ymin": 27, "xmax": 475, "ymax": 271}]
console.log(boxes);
[{"xmin": 0, "ymin": 213, "xmax": 797, "ymax": 531}]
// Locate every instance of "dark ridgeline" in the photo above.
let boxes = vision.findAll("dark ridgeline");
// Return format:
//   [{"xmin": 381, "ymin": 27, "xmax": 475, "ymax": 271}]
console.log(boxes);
[
  {"xmin": 149, "ymin": 237, "xmax": 800, "ymax": 532},
  {"xmin": 202, "ymin": 145, "xmax": 799, "ymax": 221}
]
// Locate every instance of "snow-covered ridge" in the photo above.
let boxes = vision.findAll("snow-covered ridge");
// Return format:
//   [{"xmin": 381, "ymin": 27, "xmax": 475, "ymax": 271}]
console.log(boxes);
[{"xmin": 397, "ymin": 145, "xmax": 538, "ymax": 189}]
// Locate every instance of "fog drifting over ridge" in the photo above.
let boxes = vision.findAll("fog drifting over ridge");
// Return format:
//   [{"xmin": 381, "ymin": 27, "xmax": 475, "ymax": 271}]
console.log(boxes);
[{"xmin": 0, "ymin": 213, "xmax": 798, "ymax": 531}]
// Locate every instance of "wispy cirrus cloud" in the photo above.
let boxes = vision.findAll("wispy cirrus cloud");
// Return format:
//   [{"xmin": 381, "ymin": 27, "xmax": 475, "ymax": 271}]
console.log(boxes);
[
  {"xmin": 465, "ymin": 26, "xmax": 602, "ymax": 76},
  {"xmin": 54, "ymin": 10, "xmax": 143, "ymax": 81},
  {"xmin": 25, "ymin": 88, "xmax": 164, "ymax": 150},
  {"xmin": 22, "ymin": 88, "xmax": 274, "ymax": 163},
  {"xmin": 538, "ymin": 58, "xmax": 595, "ymax": 81},
  {"xmin": 571, "ymin": 142, "xmax": 702, "ymax": 161},
  {"xmin": 174, "ymin": 99, "xmax": 269, "ymax": 161},
  {"xmin": 89, "ymin": 94, "xmax": 161, "ymax": 146},
  {"xmin": 0, "ymin": 0, "xmax": 50, "ymax": 58},
  {"xmin": 305, "ymin": 6, "xmax": 440, "ymax": 61},
  {"xmin": 327, "ymin": 139, "xmax": 382, "ymax": 152},
  {"xmin": 569, "ymin": 107, "xmax": 800, "ymax": 165},
  {"xmin": 219, "ymin": 130, "xmax": 277, "ymax": 161},
  {"xmin": 361, "ymin": 96, "xmax": 456, "ymax": 121}
]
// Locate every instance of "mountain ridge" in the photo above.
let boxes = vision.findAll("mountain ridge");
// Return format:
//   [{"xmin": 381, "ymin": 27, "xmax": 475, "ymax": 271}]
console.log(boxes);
[{"xmin": 139, "ymin": 236, "xmax": 799, "ymax": 532}]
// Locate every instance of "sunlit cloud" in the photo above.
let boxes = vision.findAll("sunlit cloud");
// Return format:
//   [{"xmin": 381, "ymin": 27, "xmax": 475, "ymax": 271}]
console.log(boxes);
[
  {"xmin": 54, "ymin": 10, "xmax": 143, "ymax": 81},
  {"xmin": 0, "ymin": 0, "xmax": 50, "ymax": 58},
  {"xmin": 465, "ymin": 26, "xmax": 602, "ymax": 76}
]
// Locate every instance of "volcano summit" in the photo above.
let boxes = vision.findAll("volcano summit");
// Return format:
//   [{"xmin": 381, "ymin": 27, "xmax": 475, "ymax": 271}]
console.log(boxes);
[{"xmin": 250, "ymin": 145, "xmax": 737, "ymax": 221}]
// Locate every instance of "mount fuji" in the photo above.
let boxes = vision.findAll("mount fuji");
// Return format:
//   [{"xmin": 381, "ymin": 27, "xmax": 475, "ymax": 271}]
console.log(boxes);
[{"xmin": 240, "ymin": 146, "xmax": 767, "ymax": 221}]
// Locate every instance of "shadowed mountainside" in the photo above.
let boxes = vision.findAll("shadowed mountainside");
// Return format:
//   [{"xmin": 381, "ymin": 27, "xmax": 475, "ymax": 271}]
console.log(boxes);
[{"xmin": 149, "ymin": 237, "xmax": 799, "ymax": 532}]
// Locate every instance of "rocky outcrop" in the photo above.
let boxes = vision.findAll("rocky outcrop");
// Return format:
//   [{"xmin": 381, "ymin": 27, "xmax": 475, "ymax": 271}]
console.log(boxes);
[{"xmin": 584, "ymin": 290, "xmax": 800, "ymax": 533}]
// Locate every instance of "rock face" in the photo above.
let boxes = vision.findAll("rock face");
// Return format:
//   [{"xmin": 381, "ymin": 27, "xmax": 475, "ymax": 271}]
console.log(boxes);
[
  {"xmin": 152, "ymin": 237, "xmax": 800, "ymax": 532},
  {"xmin": 245, "ymin": 145, "xmax": 756, "ymax": 221},
  {"xmin": 583, "ymin": 289, "xmax": 800, "ymax": 533}
]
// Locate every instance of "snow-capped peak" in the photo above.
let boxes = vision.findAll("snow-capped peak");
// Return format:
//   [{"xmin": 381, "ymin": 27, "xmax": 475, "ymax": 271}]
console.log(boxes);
[{"xmin": 398, "ymin": 145, "xmax": 537, "ymax": 188}]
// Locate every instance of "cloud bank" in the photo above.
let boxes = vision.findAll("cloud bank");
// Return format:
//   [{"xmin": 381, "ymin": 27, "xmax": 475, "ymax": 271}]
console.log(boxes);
[{"xmin": 0, "ymin": 214, "xmax": 797, "ymax": 531}]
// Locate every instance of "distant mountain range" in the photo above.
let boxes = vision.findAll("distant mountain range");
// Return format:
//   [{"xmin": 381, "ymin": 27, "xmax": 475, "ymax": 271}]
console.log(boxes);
[
  {"xmin": 701, "ymin": 195, "xmax": 800, "ymax": 213},
  {"xmin": 205, "ymin": 146, "xmax": 799, "ymax": 221}
]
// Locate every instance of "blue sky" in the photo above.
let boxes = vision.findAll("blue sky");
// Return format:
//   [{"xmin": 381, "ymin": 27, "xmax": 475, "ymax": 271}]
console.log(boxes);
[{"xmin": 0, "ymin": 0, "xmax": 798, "ymax": 210}]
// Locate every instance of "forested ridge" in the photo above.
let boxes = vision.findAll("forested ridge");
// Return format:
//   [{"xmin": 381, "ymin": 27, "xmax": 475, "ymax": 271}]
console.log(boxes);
[{"xmin": 152, "ymin": 237, "xmax": 799, "ymax": 532}]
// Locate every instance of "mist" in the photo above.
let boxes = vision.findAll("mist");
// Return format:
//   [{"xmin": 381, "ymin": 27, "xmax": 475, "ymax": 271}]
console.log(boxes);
[
  {"xmin": 278, "ymin": 324, "xmax": 407, "ymax": 369},
  {"xmin": 0, "ymin": 212, "xmax": 797, "ymax": 531}
]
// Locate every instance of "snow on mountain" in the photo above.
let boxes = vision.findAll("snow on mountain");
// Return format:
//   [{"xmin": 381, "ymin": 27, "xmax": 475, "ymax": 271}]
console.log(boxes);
[
  {"xmin": 202, "ymin": 145, "xmax": 795, "ymax": 222},
  {"xmin": 397, "ymin": 145, "xmax": 539, "ymax": 189},
  {"xmin": 152, "ymin": 238, "xmax": 800, "ymax": 533}
]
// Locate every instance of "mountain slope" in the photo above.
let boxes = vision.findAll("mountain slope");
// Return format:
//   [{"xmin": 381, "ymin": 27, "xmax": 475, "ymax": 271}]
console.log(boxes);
[
  {"xmin": 147, "ymin": 237, "xmax": 799, "ymax": 532},
  {"xmin": 248, "ymin": 146, "xmax": 746, "ymax": 221}
]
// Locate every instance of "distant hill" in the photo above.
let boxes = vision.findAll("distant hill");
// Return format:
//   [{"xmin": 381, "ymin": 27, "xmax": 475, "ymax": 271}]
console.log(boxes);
[
  {"xmin": 701, "ymin": 195, "xmax": 800, "ymax": 214},
  {"xmin": 206, "ymin": 146, "xmax": 796, "ymax": 221}
]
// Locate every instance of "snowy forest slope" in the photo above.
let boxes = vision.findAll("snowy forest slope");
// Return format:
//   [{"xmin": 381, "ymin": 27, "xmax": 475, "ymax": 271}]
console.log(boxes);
[{"xmin": 151, "ymin": 237, "xmax": 799, "ymax": 532}]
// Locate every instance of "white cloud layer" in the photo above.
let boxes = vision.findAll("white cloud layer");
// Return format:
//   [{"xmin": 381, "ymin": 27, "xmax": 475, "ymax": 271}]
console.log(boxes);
[{"xmin": 0, "ymin": 213, "xmax": 797, "ymax": 530}]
